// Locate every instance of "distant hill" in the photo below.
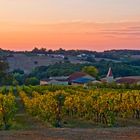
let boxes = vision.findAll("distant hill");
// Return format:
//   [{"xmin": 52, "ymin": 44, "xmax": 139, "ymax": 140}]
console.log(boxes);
[
  {"xmin": 0, "ymin": 48, "xmax": 140, "ymax": 75},
  {"xmin": 7, "ymin": 53, "xmax": 64, "ymax": 74}
]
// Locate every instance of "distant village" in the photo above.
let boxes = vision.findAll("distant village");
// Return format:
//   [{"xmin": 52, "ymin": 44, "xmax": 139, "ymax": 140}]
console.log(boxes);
[{"xmin": 40, "ymin": 67, "xmax": 140, "ymax": 86}]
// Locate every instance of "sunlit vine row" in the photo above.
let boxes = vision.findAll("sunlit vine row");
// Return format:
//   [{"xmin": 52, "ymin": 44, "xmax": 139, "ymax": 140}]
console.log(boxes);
[
  {"xmin": 0, "ymin": 93, "xmax": 17, "ymax": 130},
  {"xmin": 20, "ymin": 86, "xmax": 140, "ymax": 127}
]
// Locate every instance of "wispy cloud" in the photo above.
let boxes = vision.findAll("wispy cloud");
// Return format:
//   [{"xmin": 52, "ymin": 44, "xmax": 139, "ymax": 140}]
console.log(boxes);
[{"xmin": 0, "ymin": 21, "xmax": 140, "ymax": 51}]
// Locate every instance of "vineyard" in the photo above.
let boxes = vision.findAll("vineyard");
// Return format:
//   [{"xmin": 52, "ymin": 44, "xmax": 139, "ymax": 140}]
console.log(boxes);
[{"xmin": 0, "ymin": 85, "xmax": 140, "ymax": 130}]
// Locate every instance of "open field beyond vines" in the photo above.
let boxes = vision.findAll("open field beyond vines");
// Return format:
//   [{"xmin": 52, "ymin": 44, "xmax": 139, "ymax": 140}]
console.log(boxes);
[{"xmin": 0, "ymin": 127, "xmax": 140, "ymax": 140}]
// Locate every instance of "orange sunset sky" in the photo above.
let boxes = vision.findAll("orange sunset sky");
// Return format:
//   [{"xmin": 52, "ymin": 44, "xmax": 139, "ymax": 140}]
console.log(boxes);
[{"xmin": 0, "ymin": 0, "xmax": 140, "ymax": 51}]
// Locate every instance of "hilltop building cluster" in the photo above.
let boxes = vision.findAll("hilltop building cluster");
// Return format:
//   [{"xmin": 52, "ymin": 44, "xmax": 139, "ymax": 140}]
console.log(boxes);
[{"xmin": 40, "ymin": 67, "xmax": 140, "ymax": 86}]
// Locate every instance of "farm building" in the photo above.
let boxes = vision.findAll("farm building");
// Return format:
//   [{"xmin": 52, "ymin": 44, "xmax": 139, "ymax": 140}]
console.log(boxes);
[
  {"xmin": 115, "ymin": 76, "xmax": 140, "ymax": 85},
  {"xmin": 40, "ymin": 76, "xmax": 69, "ymax": 86},
  {"xmin": 68, "ymin": 72, "xmax": 96, "ymax": 85}
]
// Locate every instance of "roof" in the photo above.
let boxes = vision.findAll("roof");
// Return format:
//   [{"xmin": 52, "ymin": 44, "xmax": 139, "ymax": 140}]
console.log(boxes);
[
  {"xmin": 122, "ymin": 76, "xmax": 140, "ymax": 79},
  {"xmin": 68, "ymin": 72, "xmax": 88, "ymax": 81},
  {"xmin": 115, "ymin": 76, "xmax": 140, "ymax": 84},
  {"xmin": 107, "ymin": 67, "xmax": 113, "ymax": 77},
  {"xmin": 83, "ymin": 75, "xmax": 95, "ymax": 80},
  {"xmin": 49, "ymin": 76, "xmax": 69, "ymax": 80},
  {"xmin": 48, "ymin": 79, "xmax": 68, "ymax": 83},
  {"xmin": 41, "ymin": 76, "xmax": 69, "ymax": 82},
  {"xmin": 72, "ymin": 77, "xmax": 94, "ymax": 84},
  {"xmin": 42, "ymin": 79, "xmax": 68, "ymax": 82}
]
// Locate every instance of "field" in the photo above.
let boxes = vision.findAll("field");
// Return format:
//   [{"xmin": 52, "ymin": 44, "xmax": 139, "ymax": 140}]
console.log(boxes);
[
  {"xmin": 1, "ymin": 127, "xmax": 140, "ymax": 140},
  {"xmin": 7, "ymin": 53, "xmax": 87, "ymax": 74},
  {"xmin": 7, "ymin": 54, "xmax": 64, "ymax": 74},
  {"xmin": 0, "ymin": 114, "xmax": 140, "ymax": 140},
  {"xmin": 0, "ymin": 85, "xmax": 140, "ymax": 139}
]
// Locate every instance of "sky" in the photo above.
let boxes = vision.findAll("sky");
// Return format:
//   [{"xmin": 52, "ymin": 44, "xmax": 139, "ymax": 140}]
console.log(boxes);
[{"xmin": 0, "ymin": 0, "xmax": 140, "ymax": 51}]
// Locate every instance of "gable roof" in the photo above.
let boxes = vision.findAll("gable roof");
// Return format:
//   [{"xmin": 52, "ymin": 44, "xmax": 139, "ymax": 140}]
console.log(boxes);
[
  {"xmin": 68, "ymin": 72, "xmax": 88, "ymax": 81},
  {"xmin": 116, "ymin": 76, "xmax": 140, "ymax": 84}
]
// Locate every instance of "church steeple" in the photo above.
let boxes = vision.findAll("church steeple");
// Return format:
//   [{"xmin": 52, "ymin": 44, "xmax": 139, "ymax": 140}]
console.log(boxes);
[
  {"xmin": 106, "ymin": 67, "xmax": 114, "ymax": 83},
  {"xmin": 107, "ymin": 67, "xmax": 113, "ymax": 78}
]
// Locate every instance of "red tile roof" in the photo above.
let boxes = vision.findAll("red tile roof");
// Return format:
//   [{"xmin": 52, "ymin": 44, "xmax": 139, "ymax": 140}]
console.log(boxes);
[
  {"xmin": 68, "ymin": 72, "xmax": 88, "ymax": 81},
  {"xmin": 116, "ymin": 77, "xmax": 140, "ymax": 84}
]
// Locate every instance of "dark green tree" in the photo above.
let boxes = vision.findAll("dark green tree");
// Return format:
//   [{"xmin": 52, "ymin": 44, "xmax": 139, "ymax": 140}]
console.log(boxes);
[{"xmin": 25, "ymin": 77, "xmax": 40, "ymax": 86}]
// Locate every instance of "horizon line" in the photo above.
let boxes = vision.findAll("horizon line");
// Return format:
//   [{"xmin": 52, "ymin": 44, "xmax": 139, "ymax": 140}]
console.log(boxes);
[{"xmin": 1, "ymin": 47, "xmax": 140, "ymax": 53}]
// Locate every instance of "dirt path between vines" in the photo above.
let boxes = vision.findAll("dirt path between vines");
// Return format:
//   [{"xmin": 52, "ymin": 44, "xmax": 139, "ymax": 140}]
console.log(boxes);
[{"xmin": 0, "ymin": 127, "xmax": 140, "ymax": 140}]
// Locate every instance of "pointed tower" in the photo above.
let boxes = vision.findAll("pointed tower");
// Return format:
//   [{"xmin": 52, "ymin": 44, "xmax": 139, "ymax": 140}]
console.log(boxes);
[{"xmin": 106, "ymin": 67, "xmax": 114, "ymax": 83}]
